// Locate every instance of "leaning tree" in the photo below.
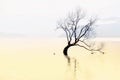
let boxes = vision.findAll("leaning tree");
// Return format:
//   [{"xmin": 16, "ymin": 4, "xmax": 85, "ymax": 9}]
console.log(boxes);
[{"xmin": 57, "ymin": 9, "xmax": 104, "ymax": 63}]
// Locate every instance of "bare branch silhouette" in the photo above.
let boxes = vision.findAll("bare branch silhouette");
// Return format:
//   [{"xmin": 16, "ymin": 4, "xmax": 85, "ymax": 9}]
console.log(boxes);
[{"xmin": 57, "ymin": 8, "xmax": 104, "ymax": 63}]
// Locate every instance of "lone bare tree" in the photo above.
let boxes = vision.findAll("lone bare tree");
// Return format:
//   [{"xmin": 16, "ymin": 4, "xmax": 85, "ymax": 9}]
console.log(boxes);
[{"xmin": 57, "ymin": 9, "xmax": 104, "ymax": 62}]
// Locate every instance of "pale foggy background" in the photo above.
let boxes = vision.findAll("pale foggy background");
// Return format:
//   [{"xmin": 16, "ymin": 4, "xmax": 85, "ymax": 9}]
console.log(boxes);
[{"xmin": 0, "ymin": 0, "xmax": 120, "ymax": 37}]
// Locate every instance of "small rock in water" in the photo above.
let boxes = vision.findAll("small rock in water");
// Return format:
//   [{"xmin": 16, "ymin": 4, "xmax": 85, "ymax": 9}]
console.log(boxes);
[{"xmin": 53, "ymin": 53, "xmax": 55, "ymax": 55}]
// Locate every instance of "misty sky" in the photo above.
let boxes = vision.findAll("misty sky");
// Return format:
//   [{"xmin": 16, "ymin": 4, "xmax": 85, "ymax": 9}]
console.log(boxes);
[{"xmin": 0, "ymin": 0, "xmax": 120, "ymax": 37}]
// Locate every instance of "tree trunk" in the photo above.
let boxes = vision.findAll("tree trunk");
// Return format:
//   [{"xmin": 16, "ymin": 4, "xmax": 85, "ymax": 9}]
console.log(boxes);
[
  {"xmin": 63, "ymin": 44, "xmax": 74, "ymax": 63},
  {"xmin": 63, "ymin": 45, "xmax": 71, "ymax": 56}
]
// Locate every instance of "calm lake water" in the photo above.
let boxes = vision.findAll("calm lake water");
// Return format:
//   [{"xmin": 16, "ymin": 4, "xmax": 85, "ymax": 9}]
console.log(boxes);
[{"xmin": 0, "ymin": 37, "xmax": 120, "ymax": 80}]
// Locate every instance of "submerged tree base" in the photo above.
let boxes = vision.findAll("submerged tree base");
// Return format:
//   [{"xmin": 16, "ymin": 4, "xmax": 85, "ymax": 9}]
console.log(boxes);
[
  {"xmin": 66, "ymin": 56, "xmax": 78, "ymax": 80},
  {"xmin": 65, "ymin": 55, "xmax": 70, "ymax": 64}
]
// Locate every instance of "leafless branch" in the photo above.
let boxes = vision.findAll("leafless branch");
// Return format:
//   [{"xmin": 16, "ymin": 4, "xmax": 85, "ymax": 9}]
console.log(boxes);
[
  {"xmin": 57, "ymin": 8, "xmax": 104, "ymax": 61},
  {"xmin": 75, "ymin": 44, "xmax": 104, "ymax": 54}
]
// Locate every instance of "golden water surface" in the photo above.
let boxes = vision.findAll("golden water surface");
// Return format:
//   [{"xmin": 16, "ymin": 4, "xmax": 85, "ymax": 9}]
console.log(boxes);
[{"xmin": 0, "ymin": 37, "xmax": 120, "ymax": 80}]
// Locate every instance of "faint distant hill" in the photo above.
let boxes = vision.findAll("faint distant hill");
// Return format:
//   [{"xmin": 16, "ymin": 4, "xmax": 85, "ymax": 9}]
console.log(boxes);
[
  {"xmin": 95, "ymin": 17, "xmax": 120, "ymax": 37},
  {"xmin": 0, "ymin": 32, "xmax": 26, "ymax": 37}
]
